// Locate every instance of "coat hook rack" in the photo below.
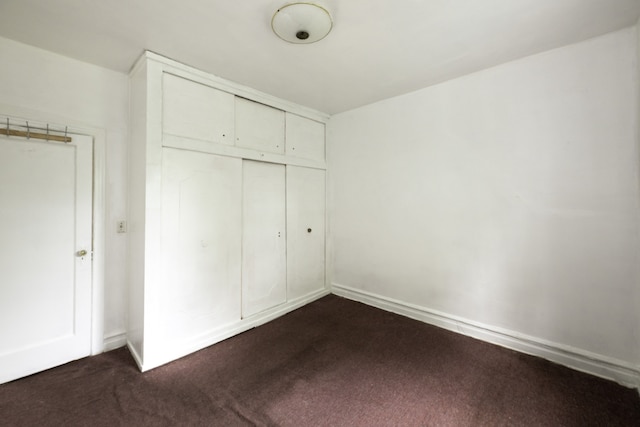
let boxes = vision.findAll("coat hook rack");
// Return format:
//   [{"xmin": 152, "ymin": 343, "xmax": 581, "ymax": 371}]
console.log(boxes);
[{"xmin": 0, "ymin": 117, "xmax": 73, "ymax": 143}]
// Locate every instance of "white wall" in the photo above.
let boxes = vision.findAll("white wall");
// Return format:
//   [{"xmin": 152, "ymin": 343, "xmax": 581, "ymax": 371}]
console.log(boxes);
[
  {"xmin": 328, "ymin": 27, "xmax": 640, "ymax": 372},
  {"xmin": 0, "ymin": 36, "xmax": 129, "ymax": 347}
]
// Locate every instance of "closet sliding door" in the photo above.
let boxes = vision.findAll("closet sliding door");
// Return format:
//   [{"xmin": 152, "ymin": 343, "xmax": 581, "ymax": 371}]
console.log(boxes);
[
  {"xmin": 242, "ymin": 160, "xmax": 286, "ymax": 317},
  {"xmin": 161, "ymin": 148, "xmax": 242, "ymax": 346},
  {"xmin": 287, "ymin": 166, "xmax": 326, "ymax": 300}
]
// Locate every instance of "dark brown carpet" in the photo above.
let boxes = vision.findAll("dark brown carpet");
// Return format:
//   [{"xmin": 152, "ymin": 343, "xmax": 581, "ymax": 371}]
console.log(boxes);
[{"xmin": 1, "ymin": 295, "xmax": 639, "ymax": 426}]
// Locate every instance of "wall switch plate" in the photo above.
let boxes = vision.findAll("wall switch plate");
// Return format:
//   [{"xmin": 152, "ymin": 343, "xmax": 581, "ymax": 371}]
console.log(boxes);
[{"xmin": 117, "ymin": 220, "xmax": 127, "ymax": 233}]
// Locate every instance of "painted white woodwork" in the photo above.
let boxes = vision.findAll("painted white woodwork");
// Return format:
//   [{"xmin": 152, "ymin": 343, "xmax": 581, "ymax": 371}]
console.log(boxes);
[
  {"xmin": 235, "ymin": 97, "xmax": 285, "ymax": 154},
  {"xmin": 328, "ymin": 29, "xmax": 640, "ymax": 369},
  {"xmin": 0, "ymin": 37, "xmax": 124, "ymax": 353},
  {"xmin": 127, "ymin": 58, "xmax": 150, "ymax": 362},
  {"xmin": 287, "ymin": 166, "xmax": 326, "ymax": 300},
  {"xmin": 163, "ymin": 73, "xmax": 234, "ymax": 145},
  {"xmin": 150, "ymin": 53, "xmax": 328, "ymax": 124},
  {"xmin": 161, "ymin": 148, "xmax": 242, "ymax": 341},
  {"xmin": 0, "ymin": 134, "xmax": 93, "ymax": 385},
  {"xmin": 285, "ymin": 113, "xmax": 325, "ymax": 162},
  {"xmin": 128, "ymin": 52, "xmax": 328, "ymax": 372},
  {"xmin": 162, "ymin": 133, "xmax": 325, "ymax": 170},
  {"xmin": 242, "ymin": 161, "xmax": 287, "ymax": 317}
]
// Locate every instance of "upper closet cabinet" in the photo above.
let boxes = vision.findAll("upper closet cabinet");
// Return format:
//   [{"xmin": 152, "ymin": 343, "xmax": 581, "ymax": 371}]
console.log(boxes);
[
  {"xmin": 162, "ymin": 73, "xmax": 234, "ymax": 145},
  {"xmin": 235, "ymin": 97, "xmax": 285, "ymax": 154},
  {"xmin": 285, "ymin": 113, "xmax": 325, "ymax": 162}
]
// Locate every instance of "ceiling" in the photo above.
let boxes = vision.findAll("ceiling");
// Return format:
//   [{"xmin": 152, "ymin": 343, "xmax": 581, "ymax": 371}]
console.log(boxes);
[{"xmin": 0, "ymin": 0, "xmax": 639, "ymax": 115}]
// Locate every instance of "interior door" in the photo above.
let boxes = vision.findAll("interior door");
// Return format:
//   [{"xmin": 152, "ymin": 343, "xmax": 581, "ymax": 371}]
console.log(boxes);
[
  {"xmin": 0, "ymin": 134, "xmax": 93, "ymax": 384},
  {"xmin": 242, "ymin": 160, "xmax": 286, "ymax": 317}
]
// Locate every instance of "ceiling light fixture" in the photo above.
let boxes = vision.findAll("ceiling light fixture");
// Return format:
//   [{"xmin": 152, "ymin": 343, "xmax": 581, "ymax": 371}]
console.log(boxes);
[{"xmin": 271, "ymin": 2, "xmax": 333, "ymax": 44}]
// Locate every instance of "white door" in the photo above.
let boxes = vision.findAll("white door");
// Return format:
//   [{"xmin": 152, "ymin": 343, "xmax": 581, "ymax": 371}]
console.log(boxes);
[
  {"xmin": 235, "ymin": 98, "xmax": 285, "ymax": 154},
  {"xmin": 0, "ymin": 134, "xmax": 93, "ymax": 384},
  {"xmin": 242, "ymin": 160, "xmax": 286, "ymax": 317},
  {"xmin": 162, "ymin": 73, "xmax": 235, "ymax": 146},
  {"xmin": 286, "ymin": 166, "xmax": 326, "ymax": 300},
  {"xmin": 160, "ymin": 148, "xmax": 242, "ymax": 345},
  {"xmin": 285, "ymin": 113, "xmax": 325, "ymax": 162}
]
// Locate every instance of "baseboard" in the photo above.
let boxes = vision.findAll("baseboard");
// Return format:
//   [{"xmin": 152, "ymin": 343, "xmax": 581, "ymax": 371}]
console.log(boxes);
[
  {"xmin": 138, "ymin": 287, "xmax": 331, "ymax": 372},
  {"xmin": 103, "ymin": 331, "xmax": 127, "ymax": 352},
  {"xmin": 127, "ymin": 340, "xmax": 144, "ymax": 371},
  {"xmin": 332, "ymin": 283, "xmax": 640, "ymax": 391}
]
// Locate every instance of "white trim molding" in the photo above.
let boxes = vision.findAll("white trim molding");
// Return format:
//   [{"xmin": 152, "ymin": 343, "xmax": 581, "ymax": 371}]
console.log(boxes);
[
  {"xmin": 103, "ymin": 332, "xmax": 127, "ymax": 352},
  {"xmin": 127, "ymin": 288, "xmax": 331, "ymax": 372},
  {"xmin": 332, "ymin": 283, "xmax": 640, "ymax": 391},
  {"xmin": 0, "ymin": 105, "xmax": 107, "ymax": 357}
]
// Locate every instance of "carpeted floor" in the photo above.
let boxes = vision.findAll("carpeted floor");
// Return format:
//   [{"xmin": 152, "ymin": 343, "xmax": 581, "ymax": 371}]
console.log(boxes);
[{"xmin": 1, "ymin": 295, "xmax": 639, "ymax": 426}]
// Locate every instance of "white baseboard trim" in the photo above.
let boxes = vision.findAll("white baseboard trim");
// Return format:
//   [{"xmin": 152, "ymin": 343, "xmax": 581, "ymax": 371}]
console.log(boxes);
[
  {"xmin": 332, "ymin": 283, "xmax": 640, "ymax": 391},
  {"xmin": 103, "ymin": 331, "xmax": 127, "ymax": 352},
  {"xmin": 136, "ymin": 288, "xmax": 331, "ymax": 372},
  {"xmin": 127, "ymin": 340, "xmax": 144, "ymax": 371}
]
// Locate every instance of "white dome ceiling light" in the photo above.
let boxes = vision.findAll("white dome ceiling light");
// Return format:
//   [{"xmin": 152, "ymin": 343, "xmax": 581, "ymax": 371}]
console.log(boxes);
[{"xmin": 271, "ymin": 3, "xmax": 333, "ymax": 44}]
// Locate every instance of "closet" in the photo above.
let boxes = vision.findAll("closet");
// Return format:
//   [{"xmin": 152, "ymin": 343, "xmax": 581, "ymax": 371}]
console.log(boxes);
[{"xmin": 128, "ymin": 52, "xmax": 328, "ymax": 371}]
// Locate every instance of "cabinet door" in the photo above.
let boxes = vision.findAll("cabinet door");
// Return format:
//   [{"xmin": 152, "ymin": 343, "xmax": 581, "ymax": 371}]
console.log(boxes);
[
  {"xmin": 286, "ymin": 166, "xmax": 326, "ymax": 300},
  {"xmin": 162, "ymin": 73, "xmax": 234, "ymax": 145},
  {"xmin": 285, "ymin": 113, "xmax": 325, "ymax": 162},
  {"xmin": 235, "ymin": 97, "xmax": 285, "ymax": 154},
  {"xmin": 161, "ymin": 149, "xmax": 242, "ymax": 342},
  {"xmin": 242, "ymin": 161, "xmax": 287, "ymax": 317}
]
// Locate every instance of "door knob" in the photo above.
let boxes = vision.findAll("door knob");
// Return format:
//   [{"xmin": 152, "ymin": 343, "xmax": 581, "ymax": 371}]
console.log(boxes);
[
  {"xmin": 307, "ymin": 228, "xmax": 312, "ymax": 233},
  {"xmin": 76, "ymin": 250, "xmax": 88, "ymax": 257}
]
